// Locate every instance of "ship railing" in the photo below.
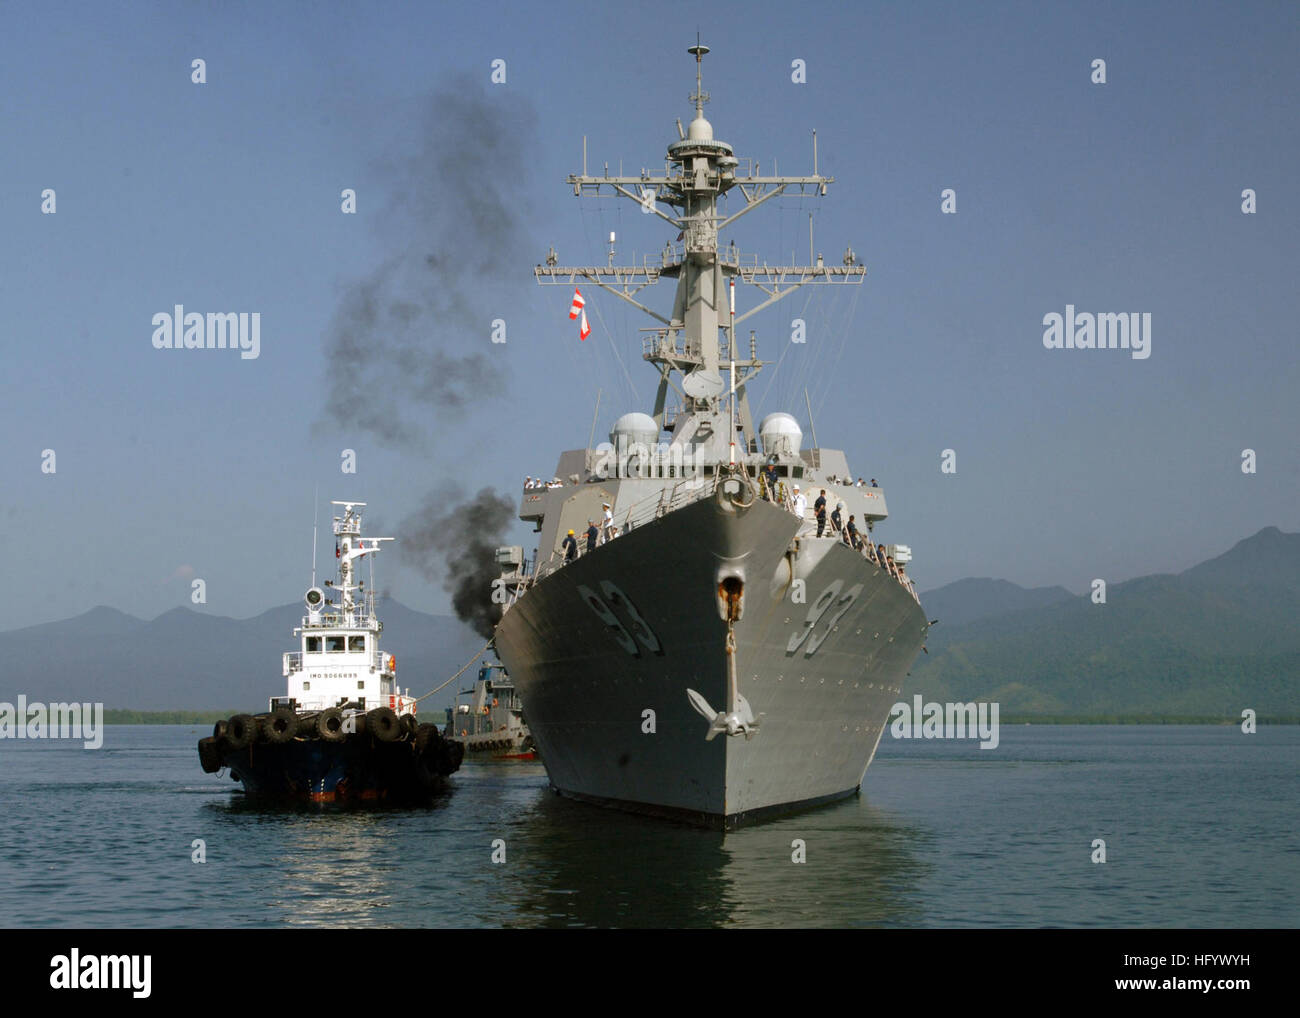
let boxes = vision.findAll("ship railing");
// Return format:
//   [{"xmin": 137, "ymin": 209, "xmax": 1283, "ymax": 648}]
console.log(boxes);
[
  {"xmin": 651, "ymin": 248, "xmax": 852, "ymax": 279},
  {"xmin": 614, "ymin": 470, "xmax": 757, "ymax": 536},
  {"xmin": 299, "ymin": 610, "xmax": 376, "ymax": 630},
  {"xmin": 642, "ymin": 332, "xmax": 697, "ymax": 362},
  {"xmin": 619, "ymin": 477, "xmax": 715, "ymax": 532},
  {"xmin": 283, "ymin": 648, "xmax": 390, "ymax": 676},
  {"xmin": 524, "ymin": 548, "xmax": 565, "ymax": 586},
  {"xmin": 511, "ymin": 477, "xmax": 723, "ymax": 594},
  {"xmin": 650, "ymin": 244, "xmax": 761, "ymax": 273},
  {"xmin": 525, "ymin": 526, "xmax": 613, "ymax": 585},
  {"xmin": 797, "ymin": 524, "xmax": 924, "ymax": 605},
  {"xmin": 659, "ymin": 400, "xmax": 696, "ymax": 431}
]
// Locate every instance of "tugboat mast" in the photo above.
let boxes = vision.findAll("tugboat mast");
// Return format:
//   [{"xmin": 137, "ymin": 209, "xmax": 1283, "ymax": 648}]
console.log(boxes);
[{"xmin": 327, "ymin": 500, "xmax": 391, "ymax": 626}]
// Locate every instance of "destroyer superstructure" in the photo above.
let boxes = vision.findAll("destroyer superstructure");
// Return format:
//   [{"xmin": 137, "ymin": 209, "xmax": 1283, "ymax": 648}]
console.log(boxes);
[{"xmin": 493, "ymin": 45, "xmax": 928, "ymax": 828}]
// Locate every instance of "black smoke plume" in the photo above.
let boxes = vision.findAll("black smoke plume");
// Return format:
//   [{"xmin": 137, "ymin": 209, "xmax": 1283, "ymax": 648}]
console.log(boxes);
[
  {"xmin": 402, "ymin": 486, "xmax": 516, "ymax": 639},
  {"xmin": 323, "ymin": 74, "xmax": 536, "ymax": 447}
]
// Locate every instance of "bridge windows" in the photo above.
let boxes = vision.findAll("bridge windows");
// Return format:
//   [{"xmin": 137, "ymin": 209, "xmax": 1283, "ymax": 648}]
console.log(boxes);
[
  {"xmin": 326, "ymin": 636, "xmax": 346, "ymax": 653},
  {"xmin": 349, "ymin": 636, "xmax": 366, "ymax": 653},
  {"xmin": 306, "ymin": 636, "xmax": 322, "ymax": 653}
]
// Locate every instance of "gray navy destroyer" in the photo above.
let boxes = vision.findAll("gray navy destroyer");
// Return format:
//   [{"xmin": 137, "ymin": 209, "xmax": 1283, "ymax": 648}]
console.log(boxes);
[{"xmin": 493, "ymin": 44, "xmax": 928, "ymax": 828}]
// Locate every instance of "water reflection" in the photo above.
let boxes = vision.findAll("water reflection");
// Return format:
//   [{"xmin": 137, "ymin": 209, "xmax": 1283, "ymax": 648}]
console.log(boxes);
[
  {"xmin": 194, "ymin": 763, "xmax": 929, "ymax": 928},
  {"xmin": 205, "ymin": 788, "xmax": 456, "ymax": 927},
  {"xmin": 8, "ymin": 725, "xmax": 1289, "ymax": 928},
  {"xmin": 505, "ymin": 789, "xmax": 929, "ymax": 928}
]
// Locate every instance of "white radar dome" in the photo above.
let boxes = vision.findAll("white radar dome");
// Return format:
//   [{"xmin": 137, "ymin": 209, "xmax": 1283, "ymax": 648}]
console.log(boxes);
[
  {"xmin": 760, "ymin": 412, "xmax": 803, "ymax": 457},
  {"xmin": 687, "ymin": 115, "xmax": 714, "ymax": 141},
  {"xmin": 609, "ymin": 412, "xmax": 658, "ymax": 449}
]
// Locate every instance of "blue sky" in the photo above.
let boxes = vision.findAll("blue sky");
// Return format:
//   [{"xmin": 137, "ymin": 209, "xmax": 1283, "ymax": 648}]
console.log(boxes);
[{"xmin": 3, "ymin": 0, "xmax": 1297, "ymax": 629}]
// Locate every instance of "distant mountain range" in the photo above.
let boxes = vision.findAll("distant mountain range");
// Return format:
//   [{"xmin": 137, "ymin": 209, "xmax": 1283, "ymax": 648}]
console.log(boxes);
[
  {"xmin": 915, "ymin": 578, "xmax": 1075, "ymax": 629},
  {"xmin": 0, "ymin": 598, "xmax": 488, "ymax": 713},
  {"xmin": 2, "ymin": 528, "xmax": 1296, "ymax": 718},
  {"xmin": 909, "ymin": 527, "xmax": 1300, "ymax": 718}
]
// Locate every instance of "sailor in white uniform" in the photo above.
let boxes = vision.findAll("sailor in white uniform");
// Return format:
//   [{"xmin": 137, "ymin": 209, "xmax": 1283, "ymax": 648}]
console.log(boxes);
[{"xmin": 791, "ymin": 485, "xmax": 807, "ymax": 519}]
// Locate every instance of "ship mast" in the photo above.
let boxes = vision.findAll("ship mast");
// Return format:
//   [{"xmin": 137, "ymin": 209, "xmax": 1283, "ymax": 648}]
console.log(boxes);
[
  {"xmin": 536, "ymin": 42, "xmax": 865, "ymax": 454},
  {"xmin": 328, "ymin": 501, "xmax": 392, "ymax": 626}
]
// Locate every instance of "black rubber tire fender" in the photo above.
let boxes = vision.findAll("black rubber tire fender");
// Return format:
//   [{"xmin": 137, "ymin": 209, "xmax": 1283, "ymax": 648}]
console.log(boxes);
[
  {"xmin": 197, "ymin": 736, "xmax": 222, "ymax": 773},
  {"xmin": 225, "ymin": 714, "xmax": 260, "ymax": 750},
  {"xmin": 445, "ymin": 740, "xmax": 465, "ymax": 773},
  {"xmin": 316, "ymin": 707, "xmax": 346, "ymax": 743},
  {"xmin": 264, "ymin": 707, "xmax": 297, "ymax": 744},
  {"xmin": 415, "ymin": 723, "xmax": 438, "ymax": 755},
  {"xmin": 365, "ymin": 707, "xmax": 401, "ymax": 743}
]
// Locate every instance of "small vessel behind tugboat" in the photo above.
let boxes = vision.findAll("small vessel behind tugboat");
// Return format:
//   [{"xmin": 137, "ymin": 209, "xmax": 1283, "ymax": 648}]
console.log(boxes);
[
  {"xmin": 197, "ymin": 500, "xmax": 464, "ymax": 801},
  {"xmin": 443, "ymin": 661, "xmax": 537, "ymax": 760}
]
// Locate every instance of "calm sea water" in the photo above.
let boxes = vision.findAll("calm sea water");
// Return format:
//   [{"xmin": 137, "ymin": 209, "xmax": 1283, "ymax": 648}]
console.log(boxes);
[{"xmin": 0, "ymin": 724, "xmax": 1295, "ymax": 928}]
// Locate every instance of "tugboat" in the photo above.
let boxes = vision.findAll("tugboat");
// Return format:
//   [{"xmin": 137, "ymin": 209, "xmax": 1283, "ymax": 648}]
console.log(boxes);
[
  {"xmin": 197, "ymin": 501, "xmax": 463, "ymax": 801},
  {"xmin": 443, "ymin": 661, "xmax": 537, "ymax": 760}
]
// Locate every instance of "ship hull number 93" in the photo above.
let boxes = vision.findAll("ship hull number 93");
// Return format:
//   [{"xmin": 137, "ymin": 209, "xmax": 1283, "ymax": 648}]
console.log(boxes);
[
  {"xmin": 788, "ymin": 580, "xmax": 863, "ymax": 656},
  {"xmin": 578, "ymin": 579, "xmax": 861, "ymax": 658},
  {"xmin": 578, "ymin": 581, "xmax": 662, "ymax": 657}
]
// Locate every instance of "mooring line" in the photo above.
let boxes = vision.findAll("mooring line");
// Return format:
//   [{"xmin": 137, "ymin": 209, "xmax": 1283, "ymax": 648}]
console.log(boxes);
[{"xmin": 411, "ymin": 638, "xmax": 495, "ymax": 706}]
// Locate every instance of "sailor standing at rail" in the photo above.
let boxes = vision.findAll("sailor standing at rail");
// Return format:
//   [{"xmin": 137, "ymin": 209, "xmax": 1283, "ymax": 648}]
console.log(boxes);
[
  {"xmin": 602, "ymin": 502, "xmax": 614, "ymax": 542},
  {"xmin": 562, "ymin": 529, "xmax": 578, "ymax": 562},
  {"xmin": 586, "ymin": 520, "xmax": 599, "ymax": 553},
  {"xmin": 814, "ymin": 489, "xmax": 827, "ymax": 536},
  {"xmin": 791, "ymin": 485, "xmax": 807, "ymax": 520}
]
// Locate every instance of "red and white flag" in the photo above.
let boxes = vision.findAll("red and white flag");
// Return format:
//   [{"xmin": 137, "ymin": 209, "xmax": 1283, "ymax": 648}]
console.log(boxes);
[{"xmin": 569, "ymin": 287, "xmax": 591, "ymax": 340}]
